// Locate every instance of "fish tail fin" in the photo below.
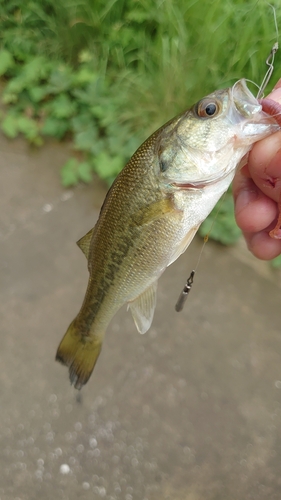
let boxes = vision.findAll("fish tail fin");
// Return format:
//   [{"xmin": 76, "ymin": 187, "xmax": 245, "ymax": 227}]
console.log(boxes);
[{"xmin": 56, "ymin": 320, "xmax": 102, "ymax": 390}]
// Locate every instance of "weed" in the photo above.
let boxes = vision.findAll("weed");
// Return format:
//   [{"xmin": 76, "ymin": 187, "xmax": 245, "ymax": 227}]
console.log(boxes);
[{"xmin": 0, "ymin": 0, "xmax": 281, "ymax": 262}]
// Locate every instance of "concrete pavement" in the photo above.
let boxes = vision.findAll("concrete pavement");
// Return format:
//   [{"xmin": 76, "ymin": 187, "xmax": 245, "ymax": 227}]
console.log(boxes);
[{"xmin": 1, "ymin": 132, "xmax": 281, "ymax": 500}]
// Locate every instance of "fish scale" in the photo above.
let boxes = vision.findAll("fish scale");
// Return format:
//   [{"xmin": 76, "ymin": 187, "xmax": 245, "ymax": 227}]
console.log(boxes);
[{"xmin": 56, "ymin": 79, "xmax": 280, "ymax": 389}]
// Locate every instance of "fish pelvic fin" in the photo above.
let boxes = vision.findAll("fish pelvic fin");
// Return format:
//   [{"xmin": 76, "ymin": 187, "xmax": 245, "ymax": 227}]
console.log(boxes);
[
  {"xmin": 56, "ymin": 320, "xmax": 102, "ymax": 390},
  {"xmin": 168, "ymin": 224, "xmax": 200, "ymax": 266},
  {"xmin": 128, "ymin": 281, "xmax": 158, "ymax": 334}
]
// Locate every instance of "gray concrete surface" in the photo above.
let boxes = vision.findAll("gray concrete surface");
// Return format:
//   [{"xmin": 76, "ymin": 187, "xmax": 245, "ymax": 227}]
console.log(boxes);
[{"xmin": 1, "ymin": 132, "xmax": 281, "ymax": 500}]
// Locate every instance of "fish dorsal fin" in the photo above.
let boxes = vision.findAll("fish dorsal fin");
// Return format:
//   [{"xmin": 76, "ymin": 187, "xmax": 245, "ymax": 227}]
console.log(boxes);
[
  {"xmin": 128, "ymin": 281, "xmax": 158, "ymax": 334},
  {"xmin": 76, "ymin": 227, "xmax": 94, "ymax": 259},
  {"xmin": 168, "ymin": 224, "xmax": 199, "ymax": 267}
]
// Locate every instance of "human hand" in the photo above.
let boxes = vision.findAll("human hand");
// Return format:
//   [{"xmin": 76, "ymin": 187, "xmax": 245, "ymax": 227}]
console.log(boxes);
[{"xmin": 233, "ymin": 80, "xmax": 281, "ymax": 260}]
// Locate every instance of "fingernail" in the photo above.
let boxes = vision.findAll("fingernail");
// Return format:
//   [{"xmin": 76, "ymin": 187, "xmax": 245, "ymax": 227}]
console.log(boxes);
[{"xmin": 268, "ymin": 87, "xmax": 281, "ymax": 102}]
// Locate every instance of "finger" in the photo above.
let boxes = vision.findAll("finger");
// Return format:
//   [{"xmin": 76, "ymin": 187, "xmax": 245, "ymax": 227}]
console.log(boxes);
[
  {"xmin": 248, "ymin": 84, "xmax": 281, "ymax": 202},
  {"xmin": 248, "ymin": 131, "xmax": 281, "ymax": 203},
  {"xmin": 266, "ymin": 83, "xmax": 281, "ymax": 105},
  {"xmin": 272, "ymin": 78, "xmax": 281, "ymax": 91},
  {"xmin": 233, "ymin": 168, "xmax": 277, "ymax": 233},
  {"xmin": 244, "ymin": 229, "xmax": 281, "ymax": 260}
]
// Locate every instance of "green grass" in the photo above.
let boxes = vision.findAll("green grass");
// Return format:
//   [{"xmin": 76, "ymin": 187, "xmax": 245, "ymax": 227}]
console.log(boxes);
[{"xmin": 0, "ymin": 0, "xmax": 281, "ymax": 253}]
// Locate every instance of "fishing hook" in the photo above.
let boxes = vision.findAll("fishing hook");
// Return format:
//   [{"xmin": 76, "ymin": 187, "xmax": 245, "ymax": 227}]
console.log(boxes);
[
  {"xmin": 257, "ymin": 3, "xmax": 279, "ymax": 98},
  {"xmin": 257, "ymin": 41, "xmax": 279, "ymax": 99}
]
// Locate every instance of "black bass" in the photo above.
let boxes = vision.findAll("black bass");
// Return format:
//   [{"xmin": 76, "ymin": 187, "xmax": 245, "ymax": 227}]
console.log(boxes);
[{"xmin": 56, "ymin": 79, "xmax": 280, "ymax": 388}]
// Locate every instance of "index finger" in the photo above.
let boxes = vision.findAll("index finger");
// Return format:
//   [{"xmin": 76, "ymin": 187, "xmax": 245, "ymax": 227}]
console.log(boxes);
[{"xmin": 248, "ymin": 83, "xmax": 281, "ymax": 203}]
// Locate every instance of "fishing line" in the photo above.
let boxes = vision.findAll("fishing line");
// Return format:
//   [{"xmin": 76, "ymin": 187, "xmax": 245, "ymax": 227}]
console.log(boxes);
[
  {"xmin": 244, "ymin": 79, "xmax": 260, "ymax": 94},
  {"xmin": 175, "ymin": 4, "xmax": 280, "ymax": 313},
  {"xmin": 175, "ymin": 192, "xmax": 227, "ymax": 312}
]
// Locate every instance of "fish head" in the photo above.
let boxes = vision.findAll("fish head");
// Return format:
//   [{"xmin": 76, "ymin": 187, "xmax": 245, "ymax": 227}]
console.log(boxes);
[{"xmin": 156, "ymin": 78, "xmax": 280, "ymax": 189}]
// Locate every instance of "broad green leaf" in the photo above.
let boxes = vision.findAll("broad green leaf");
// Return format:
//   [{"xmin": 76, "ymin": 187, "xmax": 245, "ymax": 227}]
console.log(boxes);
[
  {"xmin": 93, "ymin": 152, "xmax": 124, "ymax": 180},
  {"xmin": 90, "ymin": 105, "xmax": 105, "ymax": 120},
  {"xmin": 1, "ymin": 114, "xmax": 19, "ymax": 138},
  {"xmin": 44, "ymin": 94, "xmax": 77, "ymax": 119},
  {"xmin": 28, "ymin": 86, "xmax": 49, "ymax": 103},
  {"xmin": 2, "ymin": 92, "xmax": 18, "ymax": 104},
  {"xmin": 77, "ymin": 162, "xmax": 93, "ymax": 183},
  {"xmin": 3, "ymin": 77, "xmax": 24, "ymax": 95},
  {"xmin": 61, "ymin": 158, "xmax": 80, "ymax": 187},
  {"xmin": 17, "ymin": 116, "xmax": 42, "ymax": 144},
  {"xmin": 0, "ymin": 50, "xmax": 13, "ymax": 76},
  {"xmin": 41, "ymin": 117, "xmax": 69, "ymax": 139},
  {"xmin": 74, "ymin": 128, "xmax": 98, "ymax": 151},
  {"xmin": 271, "ymin": 255, "xmax": 281, "ymax": 268},
  {"xmin": 22, "ymin": 56, "xmax": 51, "ymax": 84},
  {"xmin": 78, "ymin": 51, "xmax": 93, "ymax": 63},
  {"xmin": 46, "ymin": 66, "xmax": 74, "ymax": 94},
  {"xmin": 71, "ymin": 113, "xmax": 92, "ymax": 132},
  {"xmin": 73, "ymin": 66, "xmax": 96, "ymax": 86},
  {"xmin": 17, "ymin": 116, "xmax": 36, "ymax": 132}
]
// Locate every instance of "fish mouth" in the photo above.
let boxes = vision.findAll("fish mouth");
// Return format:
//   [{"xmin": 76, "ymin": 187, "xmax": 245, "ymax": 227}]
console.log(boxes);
[{"xmin": 231, "ymin": 79, "xmax": 262, "ymax": 117}]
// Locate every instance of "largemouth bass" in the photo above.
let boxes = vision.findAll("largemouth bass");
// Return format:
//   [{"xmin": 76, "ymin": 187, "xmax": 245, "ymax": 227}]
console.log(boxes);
[{"xmin": 56, "ymin": 79, "xmax": 280, "ymax": 389}]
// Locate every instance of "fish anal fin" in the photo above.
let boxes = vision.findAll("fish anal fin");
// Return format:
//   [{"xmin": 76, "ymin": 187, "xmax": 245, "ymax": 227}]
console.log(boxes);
[
  {"xmin": 128, "ymin": 281, "xmax": 158, "ymax": 334},
  {"xmin": 168, "ymin": 224, "xmax": 200, "ymax": 266},
  {"xmin": 76, "ymin": 227, "xmax": 94, "ymax": 259},
  {"xmin": 56, "ymin": 320, "xmax": 102, "ymax": 389}
]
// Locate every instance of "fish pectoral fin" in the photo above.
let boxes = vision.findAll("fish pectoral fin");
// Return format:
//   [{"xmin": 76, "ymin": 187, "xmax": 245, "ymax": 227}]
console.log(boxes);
[
  {"xmin": 128, "ymin": 281, "xmax": 158, "ymax": 334},
  {"xmin": 168, "ymin": 224, "xmax": 200, "ymax": 266},
  {"xmin": 135, "ymin": 197, "xmax": 179, "ymax": 226},
  {"xmin": 76, "ymin": 227, "xmax": 95, "ymax": 259},
  {"xmin": 56, "ymin": 320, "xmax": 103, "ymax": 389}
]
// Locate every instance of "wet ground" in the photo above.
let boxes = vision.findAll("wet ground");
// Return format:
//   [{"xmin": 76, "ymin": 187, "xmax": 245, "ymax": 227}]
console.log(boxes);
[{"xmin": 1, "ymin": 132, "xmax": 281, "ymax": 500}]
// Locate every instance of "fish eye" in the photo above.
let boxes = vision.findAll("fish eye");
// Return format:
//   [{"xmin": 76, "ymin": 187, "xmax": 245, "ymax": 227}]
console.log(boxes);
[{"xmin": 195, "ymin": 99, "xmax": 220, "ymax": 118}]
